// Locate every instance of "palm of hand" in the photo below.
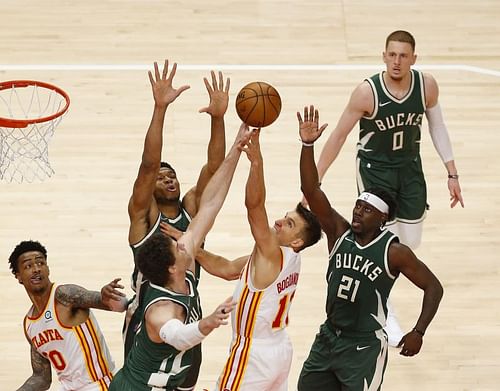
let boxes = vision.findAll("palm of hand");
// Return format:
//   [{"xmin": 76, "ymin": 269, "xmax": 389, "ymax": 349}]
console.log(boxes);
[
  {"xmin": 300, "ymin": 122, "xmax": 319, "ymax": 143},
  {"xmin": 153, "ymin": 81, "xmax": 178, "ymax": 106}
]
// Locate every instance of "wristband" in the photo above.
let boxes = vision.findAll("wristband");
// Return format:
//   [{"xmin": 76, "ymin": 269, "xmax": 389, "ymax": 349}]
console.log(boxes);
[
  {"xmin": 412, "ymin": 327, "xmax": 425, "ymax": 337},
  {"xmin": 447, "ymin": 174, "xmax": 459, "ymax": 179},
  {"xmin": 301, "ymin": 141, "xmax": 314, "ymax": 147}
]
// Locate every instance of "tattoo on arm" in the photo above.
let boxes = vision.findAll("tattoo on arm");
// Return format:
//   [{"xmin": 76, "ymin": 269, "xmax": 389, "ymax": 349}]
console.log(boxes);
[
  {"xmin": 16, "ymin": 345, "xmax": 52, "ymax": 390},
  {"xmin": 56, "ymin": 284, "xmax": 107, "ymax": 310}
]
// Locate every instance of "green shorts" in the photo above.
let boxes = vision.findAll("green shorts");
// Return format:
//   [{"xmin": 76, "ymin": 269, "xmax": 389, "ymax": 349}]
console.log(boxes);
[
  {"xmin": 356, "ymin": 156, "xmax": 427, "ymax": 222},
  {"xmin": 298, "ymin": 323, "xmax": 388, "ymax": 391}
]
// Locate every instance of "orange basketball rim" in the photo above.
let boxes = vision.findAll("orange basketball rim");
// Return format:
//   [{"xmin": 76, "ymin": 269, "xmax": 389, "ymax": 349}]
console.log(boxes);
[{"xmin": 0, "ymin": 80, "xmax": 70, "ymax": 128}]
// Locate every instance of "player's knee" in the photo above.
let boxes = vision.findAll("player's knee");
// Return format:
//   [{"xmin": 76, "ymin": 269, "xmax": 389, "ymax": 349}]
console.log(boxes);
[{"xmin": 397, "ymin": 223, "xmax": 423, "ymax": 250}]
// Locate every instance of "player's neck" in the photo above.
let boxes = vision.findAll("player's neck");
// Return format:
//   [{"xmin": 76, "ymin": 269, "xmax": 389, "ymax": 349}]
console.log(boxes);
[
  {"xmin": 382, "ymin": 71, "xmax": 412, "ymax": 98},
  {"xmin": 28, "ymin": 282, "xmax": 53, "ymax": 317},
  {"xmin": 165, "ymin": 276, "xmax": 189, "ymax": 295},
  {"xmin": 354, "ymin": 230, "xmax": 382, "ymax": 247},
  {"xmin": 158, "ymin": 200, "xmax": 182, "ymax": 219}
]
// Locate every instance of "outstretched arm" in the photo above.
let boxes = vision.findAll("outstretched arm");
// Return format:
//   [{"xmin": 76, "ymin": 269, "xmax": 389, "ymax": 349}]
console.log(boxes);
[
  {"xmin": 160, "ymin": 222, "xmax": 248, "ymax": 280},
  {"xmin": 389, "ymin": 243, "xmax": 444, "ymax": 357},
  {"xmin": 128, "ymin": 60, "xmax": 190, "ymax": 243},
  {"xmin": 241, "ymin": 129, "xmax": 280, "ymax": 261},
  {"xmin": 182, "ymin": 123, "xmax": 252, "ymax": 256},
  {"xmin": 424, "ymin": 73, "xmax": 464, "ymax": 208},
  {"xmin": 316, "ymin": 82, "xmax": 371, "ymax": 182},
  {"xmin": 298, "ymin": 105, "xmax": 349, "ymax": 251},
  {"xmin": 196, "ymin": 249, "xmax": 248, "ymax": 281},
  {"xmin": 184, "ymin": 71, "xmax": 230, "ymax": 216},
  {"xmin": 16, "ymin": 345, "xmax": 52, "ymax": 391},
  {"xmin": 55, "ymin": 279, "xmax": 127, "ymax": 312},
  {"xmin": 146, "ymin": 296, "xmax": 235, "ymax": 350}
]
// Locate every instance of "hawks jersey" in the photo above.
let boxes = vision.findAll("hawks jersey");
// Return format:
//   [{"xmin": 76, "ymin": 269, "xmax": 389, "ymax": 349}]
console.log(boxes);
[
  {"xmin": 24, "ymin": 284, "xmax": 115, "ymax": 391},
  {"xmin": 115, "ymin": 272, "xmax": 202, "ymax": 391},
  {"xmin": 326, "ymin": 229, "xmax": 398, "ymax": 333},
  {"xmin": 358, "ymin": 69, "xmax": 426, "ymax": 167},
  {"xmin": 217, "ymin": 247, "xmax": 300, "ymax": 390}
]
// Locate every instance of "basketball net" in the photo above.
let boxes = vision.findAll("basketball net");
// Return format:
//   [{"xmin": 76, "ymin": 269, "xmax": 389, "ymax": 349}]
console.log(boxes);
[{"xmin": 0, "ymin": 81, "xmax": 70, "ymax": 183}]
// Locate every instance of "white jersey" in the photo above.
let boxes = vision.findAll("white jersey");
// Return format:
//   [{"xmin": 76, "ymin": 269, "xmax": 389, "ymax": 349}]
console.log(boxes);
[
  {"xmin": 216, "ymin": 246, "xmax": 300, "ymax": 391},
  {"xmin": 23, "ymin": 284, "xmax": 115, "ymax": 391}
]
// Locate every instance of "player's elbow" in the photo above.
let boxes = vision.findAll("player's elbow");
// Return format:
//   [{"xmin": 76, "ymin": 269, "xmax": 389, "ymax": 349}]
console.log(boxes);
[{"xmin": 427, "ymin": 277, "xmax": 444, "ymax": 304}]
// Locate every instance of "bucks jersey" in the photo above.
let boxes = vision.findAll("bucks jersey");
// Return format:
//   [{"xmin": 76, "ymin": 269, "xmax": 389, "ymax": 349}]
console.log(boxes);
[
  {"xmin": 130, "ymin": 207, "xmax": 195, "ymax": 293},
  {"xmin": 358, "ymin": 70, "xmax": 426, "ymax": 167},
  {"xmin": 112, "ymin": 272, "xmax": 202, "ymax": 391},
  {"xmin": 217, "ymin": 247, "xmax": 300, "ymax": 391},
  {"xmin": 24, "ymin": 284, "xmax": 115, "ymax": 391},
  {"xmin": 326, "ymin": 229, "xmax": 398, "ymax": 332}
]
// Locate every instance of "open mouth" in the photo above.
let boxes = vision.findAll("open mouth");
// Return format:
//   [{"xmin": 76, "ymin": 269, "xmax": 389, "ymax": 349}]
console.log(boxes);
[{"xmin": 30, "ymin": 275, "xmax": 43, "ymax": 284}]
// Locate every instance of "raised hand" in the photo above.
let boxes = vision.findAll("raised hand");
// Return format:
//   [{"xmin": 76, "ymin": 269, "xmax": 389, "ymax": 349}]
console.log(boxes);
[
  {"xmin": 200, "ymin": 296, "xmax": 236, "ymax": 334},
  {"xmin": 241, "ymin": 128, "xmax": 262, "ymax": 164},
  {"xmin": 148, "ymin": 60, "xmax": 190, "ymax": 108},
  {"xmin": 101, "ymin": 278, "xmax": 127, "ymax": 312},
  {"xmin": 199, "ymin": 70, "xmax": 230, "ymax": 118},
  {"xmin": 234, "ymin": 122, "xmax": 254, "ymax": 151},
  {"xmin": 297, "ymin": 105, "xmax": 328, "ymax": 144}
]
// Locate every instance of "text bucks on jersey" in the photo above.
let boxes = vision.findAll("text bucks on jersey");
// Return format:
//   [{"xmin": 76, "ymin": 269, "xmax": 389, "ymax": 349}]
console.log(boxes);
[{"xmin": 326, "ymin": 230, "xmax": 397, "ymax": 332}]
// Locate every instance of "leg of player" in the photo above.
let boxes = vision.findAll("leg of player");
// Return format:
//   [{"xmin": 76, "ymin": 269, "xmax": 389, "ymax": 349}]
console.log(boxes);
[{"xmin": 389, "ymin": 221, "xmax": 423, "ymax": 250}]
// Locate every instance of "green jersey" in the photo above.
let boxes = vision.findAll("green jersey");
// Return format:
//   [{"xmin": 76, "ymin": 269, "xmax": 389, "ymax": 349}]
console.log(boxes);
[
  {"xmin": 131, "ymin": 207, "xmax": 200, "ymax": 292},
  {"xmin": 113, "ymin": 272, "xmax": 202, "ymax": 391},
  {"xmin": 358, "ymin": 70, "xmax": 426, "ymax": 167},
  {"xmin": 326, "ymin": 229, "xmax": 398, "ymax": 332}
]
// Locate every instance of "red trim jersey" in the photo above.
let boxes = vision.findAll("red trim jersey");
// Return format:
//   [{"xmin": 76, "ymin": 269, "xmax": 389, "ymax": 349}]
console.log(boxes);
[
  {"xmin": 23, "ymin": 284, "xmax": 115, "ymax": 391},
  {"xmin": 217, "ymin": 246, "xmax": 300, "ymax": 391}
]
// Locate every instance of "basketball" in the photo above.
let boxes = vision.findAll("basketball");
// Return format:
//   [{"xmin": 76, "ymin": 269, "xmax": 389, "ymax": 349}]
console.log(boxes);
[{"xmin": 235, "ymin": 81, "xmax": 282, "ymax": 128}]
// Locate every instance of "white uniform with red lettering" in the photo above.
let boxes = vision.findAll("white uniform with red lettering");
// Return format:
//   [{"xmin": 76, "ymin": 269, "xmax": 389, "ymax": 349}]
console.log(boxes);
[
  {"xmin": 23, "ymin": 284, "xmax": 115, "ymax": 391},
  {"xmin": 216, "ymin": 246, "xmax": 300, "ymax": 391}
]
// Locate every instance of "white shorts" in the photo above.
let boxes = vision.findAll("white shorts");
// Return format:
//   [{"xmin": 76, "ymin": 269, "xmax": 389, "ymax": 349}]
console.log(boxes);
[{"xmin": 215, "ymin": 332, "xmax": 292, "ymax": 391}]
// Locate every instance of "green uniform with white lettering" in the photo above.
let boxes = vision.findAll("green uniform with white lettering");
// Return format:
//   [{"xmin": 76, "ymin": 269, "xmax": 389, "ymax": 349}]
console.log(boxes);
[
  {"xmin": 357, "ymin": 69, "xmax": 427, "ymax": 222},
  {"xmin": 298, "ymin": 228, "xmax": 398, "ymax": 391},
  {"xmin": 111, "ymin": 273, "xmax": 202, "ymax": 391},
  {"xmin": 123, "ymin": 208, "xmax": 203, "ymax": 390}
]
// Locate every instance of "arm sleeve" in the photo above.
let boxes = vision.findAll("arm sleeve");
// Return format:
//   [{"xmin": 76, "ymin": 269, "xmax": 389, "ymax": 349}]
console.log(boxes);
[
  {"xmin": 159, "ymin": 319, "xmax": 205, "ymax": 351},
  {"xmin": 426, "ymin": 103, "xmax": 454, "ymax": 163}
]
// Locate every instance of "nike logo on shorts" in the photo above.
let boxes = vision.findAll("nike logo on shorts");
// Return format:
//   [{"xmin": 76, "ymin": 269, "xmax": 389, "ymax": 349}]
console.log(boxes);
[{"xmin": 356, "ymin": 345, "xmax": 370, "ymax": 351}]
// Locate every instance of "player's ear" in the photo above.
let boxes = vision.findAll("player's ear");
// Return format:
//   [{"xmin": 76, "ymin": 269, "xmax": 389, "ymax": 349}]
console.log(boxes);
[
  {"xmin": 290, "ymin": 238, "xmax": 304, "ymax": 251},
  {"xmin": 380, "ymin": 213, "xmax": 388, "ymax": 228}
]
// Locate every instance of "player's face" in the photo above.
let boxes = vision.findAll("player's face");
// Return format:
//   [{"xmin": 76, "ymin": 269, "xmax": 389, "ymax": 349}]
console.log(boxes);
[
  {"xmin": 383, "ymin": 41, "xmax": 416, "ymax": 81},
  {"xmin": 351, "ymin": 200, "xmax": 384, "ymax": 234},
  {"xmin": 155, "ymin": 168, "xmax": 180, "ymax": 202},
  {"xmin": 170, "ymin": 237, "xmax": 190, "ymax": 273},
  {"xmin": 16, "ymin": 251, "xmax": 50, "ymax": 294},
  {"xmin": 273, "ymin": 210, "xmax": 306, "ymax": 246}
]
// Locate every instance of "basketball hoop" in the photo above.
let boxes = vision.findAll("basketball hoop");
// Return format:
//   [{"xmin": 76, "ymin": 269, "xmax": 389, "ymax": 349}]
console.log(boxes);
[{"xmin": 0, "ymin": 80, "xmax": 70, "ymax": 183}]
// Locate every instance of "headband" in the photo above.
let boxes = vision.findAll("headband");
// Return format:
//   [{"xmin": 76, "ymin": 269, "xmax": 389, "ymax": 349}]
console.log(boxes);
[{"xmin": 357, "ymin": 192, "xmax": 389, "ymax": 214}]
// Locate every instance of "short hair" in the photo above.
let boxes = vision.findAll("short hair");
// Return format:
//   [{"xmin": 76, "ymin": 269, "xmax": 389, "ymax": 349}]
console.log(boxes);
[
  {"xmin": 160, "ymin": 162, "xmax": 176, "ymax": 175},
  {"xmin": 135, "ymin": 232, "xmax": 176, "ymax": 286},
  {"xmin": 385, "ymin": 30, "xmax": 416, "ymax": 51},
  {"xmin": 364, "ymin": 188, "xmax": 398, "ymax": 222},
  {"xmin": 295, "ymin": 203, "xmax": 323, "ymax": 251},
  {"xmin": 8, "ymin": 240, "xmax": 47, "ymax": 276}
]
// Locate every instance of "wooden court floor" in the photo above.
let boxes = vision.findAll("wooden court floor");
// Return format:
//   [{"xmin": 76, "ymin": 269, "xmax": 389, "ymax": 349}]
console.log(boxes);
[{"xmin": 1, "ymin": 1, "xmax": 499, "ymax": 390}]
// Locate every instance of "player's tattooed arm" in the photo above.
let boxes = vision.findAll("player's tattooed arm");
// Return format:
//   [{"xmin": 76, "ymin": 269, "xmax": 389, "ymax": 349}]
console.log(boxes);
[
  {"xmin": 56, "ymin": 284, "xmax": 108, "ymax": 310},
  {"xmin": 56, "ymin": 280, "xmax": 127, "ymax": 312},
  {"xmin": 16, "ymin": 345, "xmax": 52, "ymax": 390}
]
